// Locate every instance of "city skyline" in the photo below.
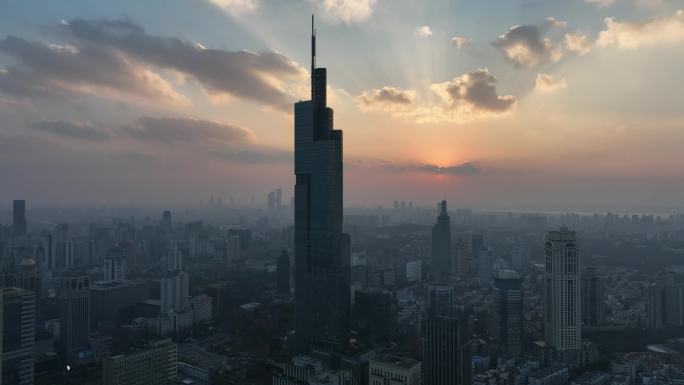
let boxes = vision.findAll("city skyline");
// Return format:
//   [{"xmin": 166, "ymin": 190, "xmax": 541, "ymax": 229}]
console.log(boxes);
[{"xmin": 2, "ymin": 0, "xmax": 684, "ymax": 211}]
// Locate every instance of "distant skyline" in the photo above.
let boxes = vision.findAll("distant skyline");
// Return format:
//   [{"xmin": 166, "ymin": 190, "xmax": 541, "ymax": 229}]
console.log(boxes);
[{"xmin": 2, "ymin": 0, "xmax": 684, "ymax": 211}]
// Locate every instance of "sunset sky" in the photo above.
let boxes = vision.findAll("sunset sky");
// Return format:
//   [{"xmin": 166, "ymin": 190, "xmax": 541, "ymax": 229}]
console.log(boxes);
[{"xmin": 1, "ymin": 0, "xmax": 684, "ymax": 211}]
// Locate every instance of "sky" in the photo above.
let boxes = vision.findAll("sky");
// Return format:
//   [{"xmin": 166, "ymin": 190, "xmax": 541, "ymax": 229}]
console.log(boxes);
[{"xmin": 1, "ymin": 0, "xmax": 684, "ymax": 212}]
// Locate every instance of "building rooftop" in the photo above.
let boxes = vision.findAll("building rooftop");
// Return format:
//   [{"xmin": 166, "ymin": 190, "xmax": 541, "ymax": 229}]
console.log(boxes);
[{"xmin": 372, "ymin": 354, "xmax": 420, "ymax": 370}]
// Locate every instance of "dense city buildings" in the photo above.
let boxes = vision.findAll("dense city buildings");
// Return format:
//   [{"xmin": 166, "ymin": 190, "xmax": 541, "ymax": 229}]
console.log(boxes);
[
  {"xmin": 293, "ymin": 18, "xmax": 351, "ymax": 352},
  {"xmin": 369, "ymin": 354, "xmax": 421, "ymax": 385}
]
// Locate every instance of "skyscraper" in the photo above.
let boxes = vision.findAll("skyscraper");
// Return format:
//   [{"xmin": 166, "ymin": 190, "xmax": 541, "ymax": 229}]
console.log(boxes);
[
  {"xmin": 103, "ymin": 247, "xmax": 126, "ymax": 283},
  {"xmin": 12, "ymin": 200, "xmax": 27, "ymax": 238},
  {"xmin": 544, "ymin": 228, "xmax": 581, "ymax": 351},
  {"xmin": 581, "ymin": 267, "xmax": 605, "ymax": 327},
  {"xmin": 59, "ymin": 273, "xmax": 91, "ymax": 360},
  {"xmin": 160, "ymin": 246, "xmax": 188, "ymax": 314},
  {"xmin": 493, "ymin": 270, "xmax": 523, "ymax": 356},
  {"xmin": 294, "ymin": 16, "xmax": 351, "ymax": 352},
  {"xmin": 431, "ymin": 200, "xmax": 451, "ymax": 279},
  {"xmin": 2, "ymin": 287, "xmax": 35, "ymax": 385},
  {"xmin": 422, "ymin": 313, "xmax": 472, "ymax": 385}
]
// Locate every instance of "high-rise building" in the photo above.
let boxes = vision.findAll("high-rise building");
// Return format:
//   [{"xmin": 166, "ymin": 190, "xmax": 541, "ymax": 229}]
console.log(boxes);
[
  {"xmin": 277, "ymin": 250, "xmax": 291, "ymax": 295},
  {"xmin": 12, "ymin": 200, "xmax": 27, "ymax": 238},
  {"xmin": 422, "ymin": 313, "xmax": 471, "ymax": 385},
  {"xmin": 103, "ymin": 247, "xmax": 126, "ymax": 283},
  {"xmin": 493, "ymin": 270, "xmax": 523, "ymax": 356},
  {"xmin": 162, "ymin": 210, "xmax": 172, "ymax": 230},
  {"xmin": 2, "ymin": 287, "xmax": 35, "ymax": 385},
  {"xmin": 581, "ymin": 268, "xmax": 605, "ymax": 327},
  {"xmin": 226, "ymin": 236, "xmax": 241, "ymax": 261},
  {"xmin": 102, "ymin": 339, "xmax": 177, "ymax": 385},
  {"xmin": 425, "ymin": 284, "xmax": 454, "ymax": 317},
  {"xmin": 294, "ymin": 17, "xmax": 351, "ymax": 352},
  {"xmin": 354, "ymin": 288, "xmax": 392, "ymax": 343},
  {"xmin": 160, "ymin": 247, "xmax": 188, "ymax": 314},
  {"xmin": 477, "ymin": 245, "xmax": 493, "ymax": 279},
  {"xmin": 59, "ymin": 273, "xmax": 91, "ymax": 360},
  {"xmin": 544, "ymin": 228, "xmax": 581, "ymax": 351},
  {"xmin": 406, "ymin": 260, "xmax": 422, "ymax": 282},
  {"xmin": 661, "ymin": 268, "xmax": 684, "ymax": 327},
  {"xmin": 431, "ymin": 200, "xmax": 451, "ymax": 279}
]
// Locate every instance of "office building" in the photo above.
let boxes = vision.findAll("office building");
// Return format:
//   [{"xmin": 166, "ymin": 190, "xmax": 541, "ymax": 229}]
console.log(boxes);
[
  {"xmin": 406, "ymin": 260, "xmax": 422, "ymax": 282},
  {"xmin": 12, "ymin": 200, "xmax": 27, "ymax": 238},
  {"xmin": 422, "ymin": 313, "xmax": 471, "ymax": 385},
  {"xmin": 369, "ymin": 354, "xmax": 421, "ymax": 385},
  {"xmin": 581, "ymin": 267, "xmax": 605, "ymax": 327},
  {"xmin": 2, "ymin": 287, "xmax": 35, "ymax": 385},
  {"xmin": 431, "ymin": 200, "xmax": 451, "ymax": 278},
  {"xmin": 492, "ymin": 270, "xmax": 523, "ymax": 356},
  {"xmin": 277, "ymin": 250, "xmax": 291, "ymax": 295},
  {"xmin": 273, "ymin": 355, "xmax": 324, "ymax": 385},
  {"xmin": 59, "ymin": 273, "xmax": 91, "ymax": 359},
  {"xmin": 294, "ymin": 17, "xmax": 351, "ymax": 352},
  {"xmin": 226, "ymin": 235, "xmax": 241, "ymax": 261},
  {"xmin": 425, "ymin": 284, "xmax": 454, "ymax": 317},
  {"xmin": 103, "ymin": 247, "xmax": 126, "ymax": 283},
  {"xmin": 528, "ymin": 364, "xmax": 568, "ymax": 385},
  {"xmin": 544, "ymin": 228, "xmax": 581, "ymax": 351},
  {"xmin": 162, "ymin": 210, "xmax": 172, "ymax": 230},
  {"xmin": 102, "ymin": 339, "xmax": 177, "ymax": 385},
  {"xmin": 354, "ymin": 289, "xmax": 392, "ymax": 343}
]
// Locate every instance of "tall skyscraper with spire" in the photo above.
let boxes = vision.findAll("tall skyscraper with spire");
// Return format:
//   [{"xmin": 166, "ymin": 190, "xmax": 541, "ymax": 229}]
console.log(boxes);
[
  {"xmin": 431, "ymin": 200, "xmax": 452, "ymax": 278},
  {"xmin": 294, "ymin": 16, "xmax": 351, "ymax": 352}
]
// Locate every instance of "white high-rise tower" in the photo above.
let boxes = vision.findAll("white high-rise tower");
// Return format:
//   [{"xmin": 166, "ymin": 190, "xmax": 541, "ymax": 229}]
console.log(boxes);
[{"xmin": 544, "ymin": 227, "xmax": 581, "ymax": 351}]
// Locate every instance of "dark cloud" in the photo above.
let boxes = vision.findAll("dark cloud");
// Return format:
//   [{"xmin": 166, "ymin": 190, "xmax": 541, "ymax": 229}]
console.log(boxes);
[
  {"xmin": 432, "ymin": 69, "xmax": 516, "ymax": 113},
  {"xmin": 0, "ymin": 36, "xmax": 184, "ymax": 103},
  {"xmin": 211, "ymin": 148, "xmax": 292, "ymax": 164},
  {"xmin": 420, "ymin": 162, "xmax": 480, "ymax": 175},
  {"xmin": 60, "ymin": 19, "xmax": 306, "ymax": 110},
  {"xmin": 381, "ymin": 162, "xmax": 482, "ymax": 175},
  {"xmin": 356, "ymin": 86, "xmax": 415, "ymax": 111},
  {"xmin": 31, "ymin": 119, "xmax": 111, "ymax": 141},
  {"xmin": 123, "ymin": 116, "xmax": 254, "ymax": 143},
  {"xmin": 493, "ymin": 24, "xmax": 562, "ymax": 67}
]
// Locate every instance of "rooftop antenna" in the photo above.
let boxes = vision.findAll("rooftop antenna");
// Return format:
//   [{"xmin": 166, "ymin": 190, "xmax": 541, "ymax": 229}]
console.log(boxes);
[{"xmin": 311, "ymin": 14, "xmax": 316, "ymax": 74}]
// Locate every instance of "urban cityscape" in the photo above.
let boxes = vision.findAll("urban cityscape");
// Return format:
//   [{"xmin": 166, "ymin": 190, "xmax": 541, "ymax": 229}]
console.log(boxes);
[{"xmin": 2, "ymin": 1, "xmax": 684, "ymax": 385}]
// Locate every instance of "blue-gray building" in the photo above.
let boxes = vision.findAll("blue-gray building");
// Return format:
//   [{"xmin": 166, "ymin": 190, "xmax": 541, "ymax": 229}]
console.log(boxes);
[{"xmin": 294, "ymin": 17, "xmax": 351, "ymax": 353}]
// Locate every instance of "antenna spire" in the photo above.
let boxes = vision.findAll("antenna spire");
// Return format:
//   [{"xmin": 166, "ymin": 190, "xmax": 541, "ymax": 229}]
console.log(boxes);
[{"xmin": 311, "ymin": 15, "xmax": 316, "ymax": 74}]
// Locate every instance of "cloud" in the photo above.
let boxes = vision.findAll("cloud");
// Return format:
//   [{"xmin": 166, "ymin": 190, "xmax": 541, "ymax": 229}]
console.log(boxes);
[
  {"xmin": 31, "ymin": 119, "xmax": 111, "ymax": 141},
  {"xmin": 596, "ymin": 10, "xmax": 684, "ymax": 49},
  {"xmin": 123, "ymin": 116, "xmax": 254, "ymax": 143},
  {"xmin": 60, "ymin": 19, "xmax": 308, "ymax": 110},
  {"xmin": 564, "ymin": 32, "xmax": 592, "ymax": 55},
  {"xmin": 431, "ymin": 68, "xmax": 516, "ymax": 115},
  {"xmin": 0, "ymin": 36, "xmax": 186, "ymax": 104},
  {"xmin": 211, "ymin": 148, "xmax": 292, "ymax": 164},
  {"xmin": 585, "ymin": 0, "xmax": 615, "ymax": 6},
  {"xmin": 208, "ymin": 0, "xmax": 259, "ymax": 15},
  {"xmin": 356, "ymin": 69, "xmax": 515, "ymax": 123},
  {"xmin": 416, "ymin": 26, "xmax": 433, "ymax": 38},
  {"xmin": 535, "ymin": 73, "xmax": 568, "ymax": 92},
  {"xmin": 312, "ymin": 0, "xmax": 378, "ymax": 24},
  {"xmin": 381, "ymin": 162, "xmax": 481, "ymax": 176},
  {"xmin": 355, "ymin": 87, "xmax": 416, "ymax": 111},
  {"xmin": 494, "ymin": 24, "xmax": 563, "ymax": 67},
  {"xmin": 545, "ymin": 17, "xmax": 568, "ymax": 29},
  {"xmin": 451, "ymin": 36, "xmax": 472, "ymax": 49}
]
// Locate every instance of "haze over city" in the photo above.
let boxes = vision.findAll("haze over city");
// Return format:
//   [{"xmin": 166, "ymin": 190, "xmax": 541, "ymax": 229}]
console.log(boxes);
[{"xmin": 2, "ymin": 0, "xmax": 684, "ymax": 211}]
